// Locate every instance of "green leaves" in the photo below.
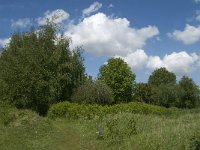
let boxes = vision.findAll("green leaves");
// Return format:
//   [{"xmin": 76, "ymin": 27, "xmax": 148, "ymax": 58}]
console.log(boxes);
[
  {"xmin": 176, "ymin": 76, "xmax": 200, "ymax": 108},
  {"xmin": 71, "ymin": 80, "xmax": 114, "ymax": 105},
  {"xmin": 0, "ymin": 23, "xmax": 85, "ymax": 114},
  {"xmin": 98, "ymin": 58, "xmax": 136, "ymax": 103},
  {"xmin": 148, "ymin": 67, "xmax": 176, "ymax": 87}
]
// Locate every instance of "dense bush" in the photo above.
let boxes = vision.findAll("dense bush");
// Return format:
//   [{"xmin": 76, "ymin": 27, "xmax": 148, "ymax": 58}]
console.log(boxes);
[
  {"xmin": 71, "ymin": 80, "xmax": 114, "ymax": 105},
  {"xmin": 47, "ymin": 101, "xmax": 170, "ymax": 119}
]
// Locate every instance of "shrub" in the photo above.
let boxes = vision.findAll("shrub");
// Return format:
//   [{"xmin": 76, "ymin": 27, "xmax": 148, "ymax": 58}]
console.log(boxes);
[
  {"xmin": 47, "ymin": 101, "xmax": 170, "ymax": 120},
  {"xmin": 71, "ymin": 81, "xmax": 114, "ymax": 105}
]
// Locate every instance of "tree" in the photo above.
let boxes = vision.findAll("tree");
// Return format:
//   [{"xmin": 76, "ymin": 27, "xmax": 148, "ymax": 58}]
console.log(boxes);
[
  {"xmin": 134, "ymin": 83, "xmax": 159, "ymax": 104},
  {"xmin": 176, "ymin": 76, "xmax": 200, "ymax": 108},
  {"xmin": 156, "ymin": 84, "xmax": 179, "ymax": 107},
  {"xmin": 148, "ymin": 67, "xmax": 176, "ymax": 87},
  {"xmin": 0, "ymin": 23, "xmax": 85, "ymax": 114},
  {"xmin": 98, "ymin": 58, "xmax": 135, "ymax": 103},
  {"xmin": 71, "ymin": 80, "xmax": 114, "ymax": 105}
]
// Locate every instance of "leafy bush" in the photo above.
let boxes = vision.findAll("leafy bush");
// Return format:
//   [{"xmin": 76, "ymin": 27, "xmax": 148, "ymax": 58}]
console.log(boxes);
[
  {"xmin": 47, "ymin": 101, "xmax": 170, "ymax": 119},
  {"xmin": 71, "ymin": 81, "xmax": 114, "ymax": 105}
]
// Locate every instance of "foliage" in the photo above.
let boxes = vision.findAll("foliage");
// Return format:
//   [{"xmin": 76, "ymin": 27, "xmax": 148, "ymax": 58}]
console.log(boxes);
[
  {"xmin": 134, "ymin": 83, "xmax": 159, "ymax": 104},
  {"xmin": 98, "ymin": 58, "xmax": 136, "ymax": 103},
  {"xmin": 176, "ymin": 76, "xmax": 200, "ymax": 108},
  {"xmin": 2, "ymin": 105, "xmax": 200, "ymax": 149},
  {"xmin": 71, "ymin": 80, "xmax": 114, "ymax": 105},
  {"xmin": 148, "ymin": 67, "xmax": 176, "ymax": 87},
  {"xmin": 156, "ymin": 84, "xmax": 179, "ymax": 107},
  {"xmin": 0, "ymin": 23, "xmax": 85, "ymax": 114},
  {"xmin": 47, "ymin": 101, "xmax": 170, "ymax": 119}
]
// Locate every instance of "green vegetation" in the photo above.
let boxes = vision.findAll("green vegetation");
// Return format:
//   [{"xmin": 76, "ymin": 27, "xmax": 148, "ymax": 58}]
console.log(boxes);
[
  {"xmin": 1, "ymin": 22, "xmax": 200, "ymax": 149},
  {"xmin": 47, "ymin": 101, "xmax": 169, "ymax": 119},
  {"xmin": 71, "ymin": 80, "xmax": 114, "ymax": 105},
  {"xmin": 148, "ymin": 67, "xmax": 176, "ymax": 87},
  {"xmin": 98, "ymin": 57, "xmax": 136, "ymax": 103},
  {"xmin": 1, "ymin": 104, "xmax": 200, "ymax": 150},
  {"xmin": 0, "ymin": 23, "xmax": 85, "ymax": 115}
]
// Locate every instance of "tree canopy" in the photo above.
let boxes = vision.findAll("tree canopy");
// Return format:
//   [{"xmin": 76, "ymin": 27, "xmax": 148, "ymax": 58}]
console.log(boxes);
[
  {"xmin": 148, "ymin": 67, "xmax": 176, "ymax": 87},
  {"xmin": 98, "ymin": 58, "xmax": 135, "ymax": 103},
  {"xmin": 176, "ymin": 76, "xmax": 200, "ymax": 108},
  {"xmin": 0, "ymin": 23, "xmax": 85, "ymax": 114}
]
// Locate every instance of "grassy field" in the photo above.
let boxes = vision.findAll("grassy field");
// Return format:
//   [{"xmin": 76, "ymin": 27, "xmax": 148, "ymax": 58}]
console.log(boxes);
[{"xmin": 1, "ymin": 105, "xmax": 200, "ymax": 150}]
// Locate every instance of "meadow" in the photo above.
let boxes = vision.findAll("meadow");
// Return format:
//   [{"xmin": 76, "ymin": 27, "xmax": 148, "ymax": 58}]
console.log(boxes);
[{"xmin": 1, "ymin": 102, "xmax": 200, "ymax": 150}]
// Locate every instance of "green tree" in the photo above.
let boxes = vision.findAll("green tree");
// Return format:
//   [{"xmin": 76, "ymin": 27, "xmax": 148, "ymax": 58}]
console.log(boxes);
[
  {"xmin": 148, "ymin": 67, "xmax": 176, "ymax": 87},
  {"xmin": 134, "ymin": 83, "xmax": 159, "ymax": 104},
  {"xmin": 156, "ymin": 84, "xmax": 179, "ymax": 107},
  {"xmin": 98, "ymin": 58, "xmax": 135, "ymax": 103},
  {"xmin": 176, "ymin": 76, "xmax": 200, "ymax": 108},
  {"xmin": 71, "ymin": 80, "xmax": 114, "ymax": 105},
  {"xmin": 0, "ymin": 23, "xmax": 85, "ymax": 114}
]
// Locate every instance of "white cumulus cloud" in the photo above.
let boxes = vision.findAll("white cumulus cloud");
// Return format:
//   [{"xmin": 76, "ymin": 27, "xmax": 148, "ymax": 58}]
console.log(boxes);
[
  {"xmin": 169, "ymin": 24, "xmax": 200, "ymax": 44},
  {"xmin": 66, "ymin": 13, "xmax": 159, "ymax": 56},
  {"xmin": 37, "ymin": 9, "xmax": 70, "ymax": 25},
  {"xmin": 194, "ymin": 0, "xmax": 200, "ymax": 3},
  {"xmin": 0, "ymin": 38, "xmax": 10, "ymax": 47},
  {"xmin": 117, "ymin": 49, "xmax": 148, "ymax": 71},
  {"xmin": 82, "ymin": 2, "xmax": 102, "ymax": 17},
  {"xmin": 11, "ymin": 18, "xmax": 32, "ymax": 28},
  {"xmin": 146, "ymin": 51, "xmax": 200, "ymax": 75}
]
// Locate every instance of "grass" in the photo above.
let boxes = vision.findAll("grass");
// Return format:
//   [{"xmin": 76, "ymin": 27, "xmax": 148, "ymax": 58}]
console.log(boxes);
[{"xmin": 1, "ymin": 105, "xmax": 200, "ymax": 149}]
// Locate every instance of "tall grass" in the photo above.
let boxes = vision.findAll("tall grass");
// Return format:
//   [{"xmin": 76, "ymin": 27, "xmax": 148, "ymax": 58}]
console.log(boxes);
[{"xmin": 1, "ymin": 103, "xmax": 200, "ymax": 149}]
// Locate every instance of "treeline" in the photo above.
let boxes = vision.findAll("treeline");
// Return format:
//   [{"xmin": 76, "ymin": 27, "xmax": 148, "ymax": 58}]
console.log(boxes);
[{"xmin": 0, "ymin": 24, "xmax": 199, "ymax": 115}]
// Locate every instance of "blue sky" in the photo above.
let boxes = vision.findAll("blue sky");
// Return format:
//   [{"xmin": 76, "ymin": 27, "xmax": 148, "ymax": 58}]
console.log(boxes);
[{"xmin": 1, "ymin": 0, "xmax": 200, "ymax": 84}]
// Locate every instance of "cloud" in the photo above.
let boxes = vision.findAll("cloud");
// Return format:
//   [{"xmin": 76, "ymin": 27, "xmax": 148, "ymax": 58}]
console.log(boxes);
[
  {"xmin": 108, "ymin": 4, "xmax": 114, "ymax": 8},
  {"xmin": 117, "ymin": 49, "xmax": 148, "ymax": 71},
  {"xmin": 66, "ymin": 13, "xmax": 159, "ymax": 56},
  {"xmin": 146, "ymin": 51, "xmax": 199, "ymax": 75},
  {"xmin": 11, "ymin": 18, "xmax": 32, "ymax": 28},
  {"xmin": 194, "ymin": 0, "xmax": 200, "ymax": 3},
  {"xmin": 0, "ymin": 38, "xmax": 10, "ymax": 47},
  {"xmin": 169, "ymin": 24, "xmax": 200, "ymax": 44},
  {"xmin": 117, "ymin": 50, "xmax": 199, "ymax": 76},
  {"xmin": 82, "ymin": 2, "xmax": 102, "ymax": 17},
  {"xmin": 37, "ymin": 9, "xmax": 70, "ymax": 25}
]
